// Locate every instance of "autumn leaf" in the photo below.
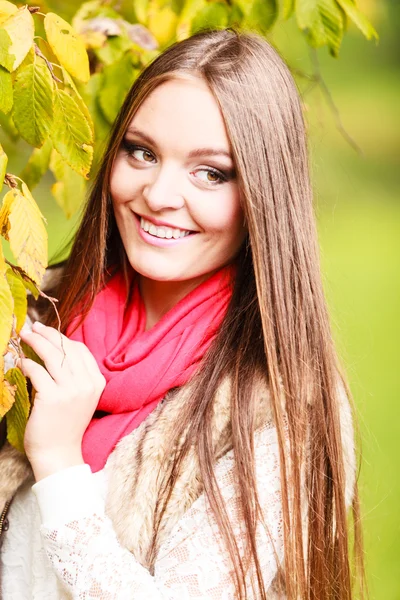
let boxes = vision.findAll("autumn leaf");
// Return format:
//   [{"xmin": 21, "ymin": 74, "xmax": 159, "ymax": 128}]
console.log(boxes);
[
  {"xmin": 0, "ymin": 6, "xmax": 34, "ymax": 72},
  {"xmin": 44, "ymin": 12, "xmax": 90, "ymax": 83},
  {"xmin": 5, "ymin": 367, "xmax": 30, "ymax": 453}
]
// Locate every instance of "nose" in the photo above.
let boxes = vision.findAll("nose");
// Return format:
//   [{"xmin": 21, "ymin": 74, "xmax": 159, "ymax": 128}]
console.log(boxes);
[{"xmin": 142, "ymin": 164, "xmax": 185, "ymax": 212}]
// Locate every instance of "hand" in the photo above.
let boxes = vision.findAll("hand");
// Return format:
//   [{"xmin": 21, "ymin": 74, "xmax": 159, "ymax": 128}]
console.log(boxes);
[{"xmin": 19, "ymin": 322, "xmax": 106, "ymax": 481}]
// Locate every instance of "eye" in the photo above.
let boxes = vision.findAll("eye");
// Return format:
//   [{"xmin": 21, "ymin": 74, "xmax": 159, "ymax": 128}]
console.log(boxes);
[
  {"xmin": 193, "ymin": 168, "xmax": 227, "ymax": 186},
  {"xmin": 121, "ymin": 140, "xmax": 156, "ymax": 164}
]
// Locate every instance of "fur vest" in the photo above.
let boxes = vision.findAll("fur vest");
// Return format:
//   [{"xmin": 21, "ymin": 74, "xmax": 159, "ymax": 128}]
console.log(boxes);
[{"xmin": 0, "ymin": 373, "xmax": 356, "ymax": 571}]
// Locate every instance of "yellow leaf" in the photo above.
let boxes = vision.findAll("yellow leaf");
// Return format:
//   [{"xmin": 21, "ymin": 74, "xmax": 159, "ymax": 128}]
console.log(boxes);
[
  {"xmin": 0, "ymin": 6, "xmax": 34, "ymax": 72},
  {"xmin": 7, "ymin": 187, "xmax": 48, "ymax": 285},
  {"xmin": 44, "ymin": 13, "xmax": 90, "ymax": 83},
  {"xmin": 0, "ymin": 1, "xmax": 17, "ymax": 25},
  {"xmin": 0, "ymin": 242, "xmax": 5, "ymax": 272},
  {"xmin": 5, "ymin": 367, "xmax": 29, "ymax": 453},
  {"xmin": 0, "ymin": 378, "xmax": 16, "ymax": 419},
  {"xmin": 0, "ymin": 187, "xmax": 14, "ymax": 239},
  {"xmin": 148, "ymin": 1, "xmax": 178, "ymax": 46},
  {"xmin": 0, "ymin": 270, "xmax": 13, "ymax": 354},
  {"xmin": 6, "ymin": 268, "xmax": 27, "ymax": 334}
]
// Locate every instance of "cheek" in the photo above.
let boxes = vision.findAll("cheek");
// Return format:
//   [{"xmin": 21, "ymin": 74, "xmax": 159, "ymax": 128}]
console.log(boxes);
[
  {"xmin": 110, "ymin": 158, "xmax": 139, "ymax": 205},
  {"xmin": 194, "ymin": 188, "xmax": 244, "ymax": 238}
]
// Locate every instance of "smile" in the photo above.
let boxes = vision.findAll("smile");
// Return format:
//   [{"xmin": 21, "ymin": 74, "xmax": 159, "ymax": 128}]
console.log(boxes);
[{"xmin": 140, "ymin": 217, "xmax": 191, "ymax": 239}]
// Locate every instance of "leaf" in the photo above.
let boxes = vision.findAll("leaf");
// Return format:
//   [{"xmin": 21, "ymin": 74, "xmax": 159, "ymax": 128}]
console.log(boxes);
[
  {"xmin": 176, "ymin": 0, "xmax": 207, "ymax": 41},
  {"xmin": 51, "ymin": 88, "xmax": 93, "ymax": 177},
  {"xmin": 19, "ymin": 138, "xmax": 52, "ymax": 191},
  {"xmin": 0, "ymin": 379, "xmax": 16, "ymax": 419},
  {"xmin": 50, "ymin": 150, "xmax": 87, "ymax": 219},
  {"xmin": 61, "ymin": 68, "xmax": 94, "ymax": 141},
  {"xmin": 8, "ymin": 266, "xmax": 39, "ymax": 299},
  {"xmin": 44, "ymin": 12, "xmax": 90, "ymax": 83},
  {"xmin": 0, "ymin": 142, "xmax": 7, "ymax": 191},
  {"xmin": 7, "ymin": 186, "xmax": 48, "ymax": 285},
  {"xmin": 6, "ymin": 268, "xmax": 27, "ymax": 333},
  {"xmin": 191, "ymin": 2, "xmax": 229, "ymax": 34},
  {"xmin": 335, "ymin": 0, "xmax": 378, "ymax": 40},
  {"xmin": 244, "ymin": 0, "xmax": 278, "ymax": 33},
  {"xmin": 148, "ymin": 0, "xmax": 178, "ymax": 46},
  {"xmin": 95, "ymin": 32, "xmax": 133, "ymax": 66},
  {"xmin": 283, "ymin": 0, "xmax": 295, "ymax": 19},
  {"xmin": 0, "ymin": 64, "xmax": 12, "ymax": 113},
  {"xmin": 0, "ymin": 187, "xmax": 14, "ymax": 238},
  {"xmin": 99, "ymin": 53, "xmax": 138, "ymax": 124},
  {"xmin": 0, "ymin": 1, "xmax": 17, "ymax": 25},
  {"xmin": 134, "ymin": 0, "xmax": 150, "ymax": 24},
  {"xmin": 5, "ymin": 367, "xmax": 29, "ymax": 453},
  {"xmin": 0, "ymin": 7, "xmax": 34, "ymax": 72},
  {"xmin": 296, "ymin": 0, "xmax": 345, "ymax": 56},
  {"xmin": 12, "ymin": 56, "xmax": 54, "ymax": 148},
  {"xmin": 0, "ymin": 110, "xmax": 18, "ymax": 141},
  {"xmin": 0, "ymin": 270, "xmax": 13, "ymax": 354}
]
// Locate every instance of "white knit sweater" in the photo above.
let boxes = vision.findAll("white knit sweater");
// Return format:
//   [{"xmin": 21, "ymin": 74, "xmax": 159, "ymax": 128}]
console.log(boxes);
[{"xmin": 1, "ymin": 423, "xmax": 284, "ymax": 599}]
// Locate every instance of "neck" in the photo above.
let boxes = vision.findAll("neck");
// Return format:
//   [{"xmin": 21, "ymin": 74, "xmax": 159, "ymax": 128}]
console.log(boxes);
[{"xmin": 139, "ymin": 272, "xmax": 217, "ymax": 330}]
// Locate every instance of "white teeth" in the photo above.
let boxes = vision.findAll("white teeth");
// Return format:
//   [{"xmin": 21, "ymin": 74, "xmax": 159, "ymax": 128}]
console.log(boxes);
[{"xmin": 139, "ymin": 216, "xmax": 192, "ymax": 240}]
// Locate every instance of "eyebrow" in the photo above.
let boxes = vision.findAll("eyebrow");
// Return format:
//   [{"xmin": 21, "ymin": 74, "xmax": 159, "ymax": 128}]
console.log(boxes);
[{"xmin": 125, "ymin": 127, "xmax": 233, "ymax": 161}]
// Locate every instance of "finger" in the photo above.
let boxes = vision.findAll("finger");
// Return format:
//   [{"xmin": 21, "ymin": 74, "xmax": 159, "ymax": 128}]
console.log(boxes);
[
  {"xmin": 30, "ymin": 324, "xmax": 90, "ymax": 379},
  {"xmin": 19, "ymin": 358, "xmax": 57, "ymax": 396},
  {"xmin": 19, "ymin": 330, "xmax": 72, "ymax": 384}
]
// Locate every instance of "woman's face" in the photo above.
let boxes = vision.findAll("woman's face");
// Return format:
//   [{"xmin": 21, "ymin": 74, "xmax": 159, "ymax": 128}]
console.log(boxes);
[{"xmin": 110, "ymin": 77, "xmax": 246, "ymax": 284}]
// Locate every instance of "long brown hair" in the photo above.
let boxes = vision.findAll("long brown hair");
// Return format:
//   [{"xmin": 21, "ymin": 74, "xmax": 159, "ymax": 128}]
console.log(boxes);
[{"xmin": 47, "ymin": 29, "xmax": 364, "ymax": 599}]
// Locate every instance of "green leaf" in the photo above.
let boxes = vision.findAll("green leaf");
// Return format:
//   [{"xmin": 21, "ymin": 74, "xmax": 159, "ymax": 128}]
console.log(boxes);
[
  {"xmin": 176, "ymin": 0, "xmax": 207, "ymax": 41},
  {"xmin": 245, "ymin": 0, "xmax": 278, "ymax": 34},
  {"xmin": 191, "ymin": 2, "xmax": 229, "ymax": 34},
  {"xmin": 94, "ymin": 33, "xmax": 133, "ymax": 66},
  {"xmin": 19, "ymin": 138, "xmax": 52, "ymax": 191},
  {"xmin": 6, "ymin": 268, "xmax": 27, "ymax": 333},
  {"xmin": 335, "ymin": 0, "xmax": 378, "ymax": 40},
  {"xmin": 296, "ymin": 0, "xmax": 345, "ymax": 56},
  {"xmin": 50, "ymin": 150, "xmax": 87, "ymax": 219},
  {"xmin": 5, "ymin": 367, "xmax": 30, "ymax": 453},
  {"xmin": 12, "ymin": 56, "xmax": 54, "ymax": 148},
  {"xmin": 44, "ymin": 12, "xmax": 90, "ymax": 83},
  {"xmin": 7, "ymin": 186, "xmax": 48, "ymax": 285},
  {"xmin": 99, "ymin": 53, "xmax": 138, "ymax": 124},
  {"xmin": 7, "ymin": 266, "xmax": 39, "ymax": 300},
  {"xmin": 0, "ymin": 64, "xmax": 12, "ymax": 113},
  {"xmin": 51, "ymin": 88, "xmax": 93, "ymax": 177},
  {"xmin": 0, "ymin": 142, "xmax": 7, "ymax": 192},
  {"xmin": 80, "ymin": 72, "xmax": 110, "ymax": 164},
  {"xmin": 0, "ymin": 7, "xmax": 34, "ymax": 72},
  {"xmin": 283, "ymin": 0, "xmax": 295, "ymax": 19},
  {"xmin": 61, "ymin": 68, "xmax": 94, "ymax": 141},
  {"xmin": 0, "ymin": 110, "xmax": 18, "ymax": 141},
  {"xmin": 0, "ymin": 270, "xmax": 13, "ymax": 354}
]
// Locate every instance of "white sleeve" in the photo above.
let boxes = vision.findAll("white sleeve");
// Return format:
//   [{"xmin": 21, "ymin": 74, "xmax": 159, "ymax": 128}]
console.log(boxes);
[{"xmin": 32, "ymin": 424, "xmax": 284, "ymax": 599}]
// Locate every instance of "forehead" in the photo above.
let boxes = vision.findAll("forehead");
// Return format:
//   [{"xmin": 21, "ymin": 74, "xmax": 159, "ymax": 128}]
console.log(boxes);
[{"xmin": 128, "ymin": 77, "xmax": 231, "ymax": 153}]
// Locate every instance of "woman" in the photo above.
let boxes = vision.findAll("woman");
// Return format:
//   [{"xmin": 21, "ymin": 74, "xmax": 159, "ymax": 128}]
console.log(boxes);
[{"xmin": 0, "ymin": 29, "xmax": 362, "ymax": 599}]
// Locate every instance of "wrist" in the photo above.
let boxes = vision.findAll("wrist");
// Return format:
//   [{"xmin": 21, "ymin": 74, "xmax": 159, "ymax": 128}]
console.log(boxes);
[{"xmin": 29, "ymin": 448, "xmax": 85, "ymax": 482}]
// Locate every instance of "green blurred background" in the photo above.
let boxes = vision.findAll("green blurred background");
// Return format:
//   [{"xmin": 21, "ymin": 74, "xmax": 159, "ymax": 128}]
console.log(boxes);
[{"xmin": 1, "ymin": 1, "xmax": 399, "ymax": 597}]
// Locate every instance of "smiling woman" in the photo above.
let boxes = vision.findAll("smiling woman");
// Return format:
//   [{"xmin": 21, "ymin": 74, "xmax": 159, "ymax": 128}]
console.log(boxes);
[{"xmin": 0, "ymin": 29, "xmax": 362, "ymax": 600}]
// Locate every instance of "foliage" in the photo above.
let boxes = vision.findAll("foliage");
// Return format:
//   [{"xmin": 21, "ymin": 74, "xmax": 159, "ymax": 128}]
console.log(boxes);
[{"xmin": 0, "ymin": 0, "xmax": 377, "ymax": 450}]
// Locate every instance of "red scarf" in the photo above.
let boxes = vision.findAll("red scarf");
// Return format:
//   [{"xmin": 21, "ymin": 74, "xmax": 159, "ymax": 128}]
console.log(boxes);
[{"xmin": 67, "ymin": 267, "xmax": 234, "ymax": 472}]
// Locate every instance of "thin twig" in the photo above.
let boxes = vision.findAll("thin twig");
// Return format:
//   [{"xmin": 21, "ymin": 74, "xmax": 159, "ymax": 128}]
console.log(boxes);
[
  {"xmin": 34, "ymin": 43, "xmax": 63, "ymax": 83},
  {"xmin": 309, "ymin": 48, "xmax": 363, "ymax": 156}
]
